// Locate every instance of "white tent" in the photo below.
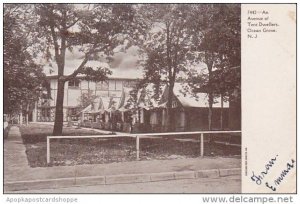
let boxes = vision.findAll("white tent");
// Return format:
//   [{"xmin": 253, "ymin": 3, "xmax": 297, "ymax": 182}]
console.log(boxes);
[
  {"xmin": 118, "ymin": 87, "xmax": 134, "ymax": 112},
  {"xmin": 137, "ymin": 84, "xmax": 166, "ymax": 110},
  {"xmin": 173, "ymin": 83, "xmax": 229, "ymax": 108}
]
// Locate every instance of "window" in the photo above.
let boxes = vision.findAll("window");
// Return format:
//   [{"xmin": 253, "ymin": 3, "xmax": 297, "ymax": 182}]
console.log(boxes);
[
  {"xmin": 68, "ymin": 79, "xmax": 80, "ymax": 88},
  {"xmin": 108, "ymin": 80, "xmax": 115, "ymax": 90},
  {"xmin": 115, "ymin": 81, "xmax": 122, "ymax": 90},
  {"xmin": 123, "ymin": 80, "xmax": 136, "ymax": 88}
]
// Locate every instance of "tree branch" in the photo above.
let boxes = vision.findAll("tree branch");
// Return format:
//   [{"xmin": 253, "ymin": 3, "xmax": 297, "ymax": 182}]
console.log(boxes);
[
  {"xmin": 66, "ymin": 17, "xmax": 80, "ymax": 29},
  {"xmin": 65, "ymin": 54, "xmax": 89, "ymax": 81},
  {"xmin": 64, "ymin": 43, "xmax": 111, "ymax": 81},
  {"xmin": 166, "ymin": 22, "xmax": 174, "ymax": 87},
  {"xmin": 49, "ymin": 20, "xmax": 60, "ymax": 66},
  {"xmin": 59, "ymin": 10, "xmax": 67, "ymax": 72}
]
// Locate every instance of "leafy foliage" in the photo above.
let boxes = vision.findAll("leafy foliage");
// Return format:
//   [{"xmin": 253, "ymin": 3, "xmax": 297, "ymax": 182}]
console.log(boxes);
[
  {"xmin": 4, "ymin": 5, "xmax": 46, "ymax": 115},
  {"xmin": 137, "ymin": 5, "xmax": 193, "ymax": 87},
  {"xmin": 34, "ymin": 4, "xmax": 136, "ymax": 79},
  {"xmin": 31, "ymin": 4, "xmax": 136, "ymax": 134},
  {"xmin": 131, "ymin": 5, "xmax": 197, "ymax": 130},
  {"xmin": 78, "ymin": 66, "xmax": 112, "ymax": 82},
  {"xmin": 186, "ymin": 4, "xmax": 241, "ymax": 97},
  {"xmin": 77, "ymin": 90, "xmax": 98, "ymax": 109},
  {"xmin": 132, "ymin": 4, "xmax": 241, "ymax": 131},
  {"xmin": 4, "ymin": 4, "xmax": 241, "ymax": 132}
]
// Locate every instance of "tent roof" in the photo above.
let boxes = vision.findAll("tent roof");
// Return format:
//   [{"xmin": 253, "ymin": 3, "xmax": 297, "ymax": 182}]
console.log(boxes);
[
  {"xmin": 108, "ymin": 97, "xmax": 122, "ymax": 111},
  {"xmin": 173, "ymin": 83, "xmax": 229, "ymax": 108},
  {"xmin": 79, "ymin": 104, "xmax": 92, "ymax": 113},
  {"xmin": 118, "ymin": 87, "xmax": 135, "ymax": 112},
  {"xmin": 137, "ymin": 84, "xmax": 165, "ymax": 109}
]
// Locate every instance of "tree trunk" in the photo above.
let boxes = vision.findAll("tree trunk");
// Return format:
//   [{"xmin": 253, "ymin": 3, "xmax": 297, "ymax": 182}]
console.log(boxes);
[
  {"xmin": 25, "ymin": 103, "xmax": 29, "ymax": 125},
  {"xmin": 26, "ymin": 113, "xmax": 28, "ymax": 126},
  {"xmin": 220, "ymin": 93, "xmax": 223, "ymax": 130},
  {"xmin": 165, "ymin": 23, "xmax": 175, "ymax": 132},
  {"xmin": 166, "ymin": 83, "xmax": 174, "ymax": 132},
  {"xmin": 32, "ymin": 102, "xmax": 37, "ymax": 122},
  {"xmin": 53, "ymin": 79, "xmax": 65, "ymax": 135},
  {"xmin": 208, "ymin": 92, "xmax": 213, "ymax": 131},
  {"xmin": 20, "ymin": 110, "xmax": 23, "ymax": 125},
  {"xmin": 207, "ymin": 59, "xmax": 214, "ymax": 144}
]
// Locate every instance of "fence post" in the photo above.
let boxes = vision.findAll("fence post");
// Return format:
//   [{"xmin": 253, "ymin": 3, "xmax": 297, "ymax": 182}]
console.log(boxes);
[
  {"xmin": 47, "ymin": 137, "xmax": 50, "ymax": 164},
  {"xmin": 200, "ymin": 133, "xmax": 204, "ymax": 157},
  {"xmin": 136, "ymin": 136, "xmax": 140, "ymax": 160}
]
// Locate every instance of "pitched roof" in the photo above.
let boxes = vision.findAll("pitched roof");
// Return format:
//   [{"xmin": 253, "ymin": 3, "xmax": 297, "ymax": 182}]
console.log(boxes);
[
  {"xmin": 118, "ymin": 87, "xmax": 134, "ymax": 112},
  {"xmin": 80, "ymin": 104, "xmax": 92, "ymax": 113},
  {"xmin": 173, "ymin": 83, "xmax": 229, "ymax": 108},
  {"xmin": 137, "ymin": 84, "xmax": 165, "ymax": 110}
]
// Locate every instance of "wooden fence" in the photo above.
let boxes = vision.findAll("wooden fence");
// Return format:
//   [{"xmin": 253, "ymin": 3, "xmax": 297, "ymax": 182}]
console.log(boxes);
[{"xmin": 46, "ymin": 130, "xmax": 241, "ymax": 164}]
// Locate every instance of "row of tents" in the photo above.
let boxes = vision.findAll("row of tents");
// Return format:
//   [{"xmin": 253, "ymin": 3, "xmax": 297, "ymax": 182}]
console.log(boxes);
[{"xmin": 78, "ymin": 83, "xmax": 235, "ymax": 133}]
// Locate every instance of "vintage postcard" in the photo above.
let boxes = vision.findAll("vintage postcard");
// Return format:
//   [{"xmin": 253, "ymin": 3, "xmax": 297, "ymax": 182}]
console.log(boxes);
[{"xmin": 1, "ymin": 2, "xmax": 296, "ymax": 199}]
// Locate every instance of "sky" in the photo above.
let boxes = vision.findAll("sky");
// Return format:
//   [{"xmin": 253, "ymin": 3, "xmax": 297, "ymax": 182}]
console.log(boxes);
[
  {"xmin": 38, "ymin": 4, "xmax": 144, "ymax": 79},
  {"xmin": 41, "ymin": 45, "xmax": 208, "ymax": 81},
  {"xmin": 42, "ymin": 45, "xmax": 144, "ymax": 79}
]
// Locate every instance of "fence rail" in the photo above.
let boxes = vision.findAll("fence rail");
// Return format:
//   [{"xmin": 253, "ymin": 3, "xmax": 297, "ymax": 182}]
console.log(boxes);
[{"xmin": 46, "ymin": 130, "xmax": 241, "ymax": 164}]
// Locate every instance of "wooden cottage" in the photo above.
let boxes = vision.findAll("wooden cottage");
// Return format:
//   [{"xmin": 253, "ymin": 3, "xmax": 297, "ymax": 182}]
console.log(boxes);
[{"xmin": 134, "ymin": 83, "xmax": 230, "ymax": 132}]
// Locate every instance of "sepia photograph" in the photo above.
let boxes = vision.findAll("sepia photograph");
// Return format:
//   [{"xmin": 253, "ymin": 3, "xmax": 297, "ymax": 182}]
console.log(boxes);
[{"xmin": 4, "ymin": 3, "xmax": 242, "ymax": 194}]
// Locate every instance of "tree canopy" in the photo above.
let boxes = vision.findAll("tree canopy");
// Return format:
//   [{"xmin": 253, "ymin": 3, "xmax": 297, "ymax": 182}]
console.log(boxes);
[
  {"xmin": 32, "ymin": 4, "xmax": 137, "ymax": 134},
  {"xmin": 4, "ymin": 3, "xmax": 241, "ymax": 132},
  {"xmin": 186, "ymin": 4, "xmax": 241, "ymax": 97},
  {"xmin": 4, "ymin": 5, "xmax": 46, "ymax": 117}
]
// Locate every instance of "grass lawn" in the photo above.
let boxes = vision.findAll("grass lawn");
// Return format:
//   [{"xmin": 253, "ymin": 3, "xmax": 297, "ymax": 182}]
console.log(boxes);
[{"xmin": 20, "ymin": 123, "xmax": 241, "ymax": 168}]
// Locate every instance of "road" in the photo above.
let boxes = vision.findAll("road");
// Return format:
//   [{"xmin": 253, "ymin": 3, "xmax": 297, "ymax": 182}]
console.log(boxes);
[{"xmin": 10, "ymin": 175, "xmax": 240, "ymax": 193}]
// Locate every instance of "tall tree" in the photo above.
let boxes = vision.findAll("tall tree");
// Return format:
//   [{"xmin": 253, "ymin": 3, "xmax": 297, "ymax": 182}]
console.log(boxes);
[
  {"xmin": 134, "ymin": 4, "xmax": 193, "ymax": 131},
  {"xmin": 4, "ymin": 4, "xmax": 46, "ymax": 124},
  {"xmin": 186, "ymin": 4, "xmax": 241, "ymax": 130},
  {"xmin": 34, "ymin": 4, "xmax": 135, "ymax": 135}
]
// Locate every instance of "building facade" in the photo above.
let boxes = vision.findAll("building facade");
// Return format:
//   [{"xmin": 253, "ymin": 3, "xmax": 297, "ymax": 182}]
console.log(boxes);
[
  {"xmin": 133, "ymin": 83, "xmax": 230, "ymax": 133},
  {"xmin": 32, "ymin": 75, "xmax": 137, "ymax": 122}
]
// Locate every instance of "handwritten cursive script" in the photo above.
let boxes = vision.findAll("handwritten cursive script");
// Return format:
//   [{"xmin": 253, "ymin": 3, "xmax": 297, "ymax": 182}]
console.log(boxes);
[
  {"xmin": 264, "ymin": 159, "xmax": 295, "ymax": 192},
  {"xmin": 251, "ymin": 155, "xmax": 278, "ymax": 185},
  {"xmin": 250, "ymin": 154, "xmax": 296, "ymax": 192}
]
